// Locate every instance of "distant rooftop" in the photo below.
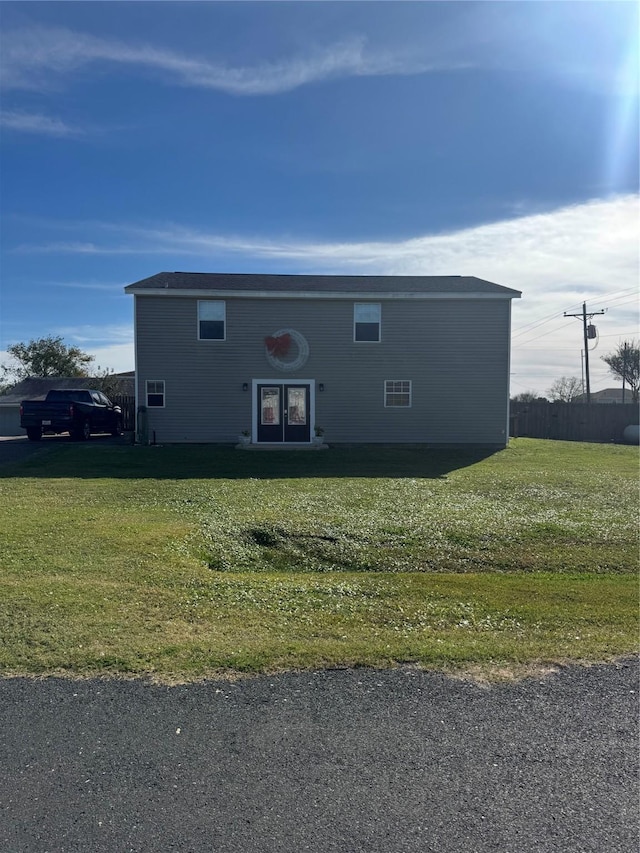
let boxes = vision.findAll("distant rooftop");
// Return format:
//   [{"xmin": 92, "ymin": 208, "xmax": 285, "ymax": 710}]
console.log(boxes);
[
  {"xmin": 574, "ymin": 388, "xmax": 636, "ymax": 404},
  {"xmin": 125, "ymin": 271, "xmax": 521, "ymax": 298},
  {"xmin": 0, "ymin": 375, "xmax": 134, "ymax": 405}
]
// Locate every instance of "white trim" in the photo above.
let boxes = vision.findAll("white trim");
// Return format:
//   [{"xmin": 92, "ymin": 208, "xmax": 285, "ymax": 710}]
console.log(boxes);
[
  {"xmin": 384, "ymin": 379, "xmax": 412, "ymax": 408},
  {"xmin": 353, "ymin": 302, "xmax": 381, "ymax": 343},
  {"xmin": 506, "ymin": 299, "xmax": 512, "ymax": 443},
  {"xmin": 251, "ymin": 379, "xmax": 315, "ymax": 444},
  {"xmin": 126, "ymin": 288, "xmax": 520, "ymax": 301},
  {"xmin": 146, "ymin": 379, "xmax": 166, "ymax": 408},
  {"xmin": 133, "ymin": 295, "xmax": 139, "ymax": 425}
]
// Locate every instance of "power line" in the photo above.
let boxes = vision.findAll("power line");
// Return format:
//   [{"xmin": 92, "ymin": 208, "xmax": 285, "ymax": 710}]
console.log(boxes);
[
  {"xmin": 513, "ymin": 321, "xmax": 574, "ymax": 346},
  {"xmin": 599, "ymin": 297, "xmax": 639, "ymax": 311},
  {"xmin": 511, "ymin": 287, "xmax": 637, "ymax": 339},
  {"xmin": 563, "ymin": 302, "xmax": 606, "ymax": 403},
  {"xmin": 514, "ymin": 298, "xmax": 637, "ymax": 347},
  {"xmin": 515, "ymin": 321, "xmax": 639, "ymax": 349},
  {"xmin": 562, "ymin": 286, "xmax": 636, "ymax": 312},
  {"xmin": 512, "ymin": 308, "xmax": 571, "ymax": 337},
  {"xmin": 512, "ymin": 315, "xmax": 566, "ymax": 340}
]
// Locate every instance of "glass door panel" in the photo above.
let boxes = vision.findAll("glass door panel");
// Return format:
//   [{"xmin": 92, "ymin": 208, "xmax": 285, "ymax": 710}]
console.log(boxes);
[
  {"xmin": 261, "ymin": 387, "xmax": 280, "ymax": 425},
  {"xmin": 257, "ymin": 385, "xmax": 283, "ymax": 442},
  {"xmin": 283, "ymin": 385, "xmax": 311, "ymax": 443},
  {"xmin": 287, "ymin": 387, "xmax": 307, "ymax": 425}
]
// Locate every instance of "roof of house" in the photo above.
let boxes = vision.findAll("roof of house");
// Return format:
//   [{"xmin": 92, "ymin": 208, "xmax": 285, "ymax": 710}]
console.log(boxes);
[
  {"xmin": 0, "ymin": 375, "xmax": 134, "ymax": 405},
  {"xmin": 575, "ymin": 388, "xmax": 634, "ymax": 403},
  {"xmin": 125, "ymin": 271, "xmax": 521, "ymax": 299}
]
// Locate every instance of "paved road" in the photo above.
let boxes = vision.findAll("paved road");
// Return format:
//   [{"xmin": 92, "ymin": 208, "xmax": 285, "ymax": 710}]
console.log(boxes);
[{"xmin": 0, "ymin": 661, "xmax": 637, "ymax": 852}]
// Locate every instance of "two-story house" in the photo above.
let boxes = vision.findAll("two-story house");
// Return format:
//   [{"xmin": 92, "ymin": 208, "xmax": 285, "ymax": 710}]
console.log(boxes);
[{"xmin": 125, "ymin": 272, "xmax": 521, "ymax": 447}]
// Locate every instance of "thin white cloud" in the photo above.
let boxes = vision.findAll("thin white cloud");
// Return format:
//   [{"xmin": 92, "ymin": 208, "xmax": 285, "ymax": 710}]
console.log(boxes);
[
  {"xmin": 14, "ymin": 241, "xmax": 107, "ymax": 254},
  {"xmin": 50, "ymin": 280, "xmax": 124, "ymax": 292},
  {"xmin": 59, "ymin": 326, "xmax": 135, "ymax": 374},
  {"xmin": 7, "ymin": 195, "xmax": 638, "ymax": 392},
  {"xmin": 0, "ymin": 3, "xmax": 638, "ymax": 98},
  {"xmin": 53, "ymin": 325, "xmax": 135, "ymax": 374},
  {"xmin": 0, "ymin": 26, "xmax": 451, "ymax": 95},
  {"xmin": 56, "ymin": 323, "xmax": 133, "ymax": 347},
  {"xmin": 2, "ymin": 9, "xmax": 634, "ymax": 99},
  {"xmin": 84, "ymin": 342, "xmax": 134, "ymax": 375},
  {"xmin": 14, "ymin": 193, "xmax": 637, "ymax": 283},
  {"xmin": 0, "ymin": 109, "xmax": 84, "ymax": 137}
]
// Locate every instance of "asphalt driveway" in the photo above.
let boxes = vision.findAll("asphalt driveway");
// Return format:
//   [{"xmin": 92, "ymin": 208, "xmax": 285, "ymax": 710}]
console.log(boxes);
[{"xmin": 1, "ymin": 661, "xmax": 637, "ymax": 853}]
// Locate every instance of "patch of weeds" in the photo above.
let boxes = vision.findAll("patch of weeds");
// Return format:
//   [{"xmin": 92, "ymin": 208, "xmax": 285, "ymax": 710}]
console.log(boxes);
[
  {"xmin": 246, "ymin": 524, "xmax": 286, "ymax": 548},
  {"xmin": 1, "ymin": 440, "xmax": 637, "ymax": 679},
  {"xmin": 444, "ymin": 531, "xmax": 484, "ymax": 549}
]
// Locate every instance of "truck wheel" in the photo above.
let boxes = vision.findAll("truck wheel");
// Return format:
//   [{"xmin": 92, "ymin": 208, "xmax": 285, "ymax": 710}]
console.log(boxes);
[
  {"xmin": 111, "ymin": 417, "xmax": 123, "ymax": 437},
  {"xmin": 26, "ymin": 427, "xmax": 42, "ymax": 442},
  {"xmin": 73, "ymin": 420, "xmax": 91, "ymax": 441}
]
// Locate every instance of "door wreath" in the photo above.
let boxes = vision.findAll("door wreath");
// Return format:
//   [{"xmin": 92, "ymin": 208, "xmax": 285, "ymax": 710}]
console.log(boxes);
[{"xmin": 264, "ymin": 328, "xmax": 309, "ymax": 371}]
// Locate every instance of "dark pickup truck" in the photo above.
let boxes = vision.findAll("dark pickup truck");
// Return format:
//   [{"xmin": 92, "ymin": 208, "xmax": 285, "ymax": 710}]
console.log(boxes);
[{"xmin": 20, "ymin": 389, "xmax": 123, "ymax": 441}]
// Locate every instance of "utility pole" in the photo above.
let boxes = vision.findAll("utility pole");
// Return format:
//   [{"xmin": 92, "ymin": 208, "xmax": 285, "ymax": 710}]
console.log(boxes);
[
  {"xmin": 564, "ymin": 302, "xmax": 606, "ymax": 404},
  {"xmin": 622, "ymin": 342, "xmax": 628, "ymax": 403}
]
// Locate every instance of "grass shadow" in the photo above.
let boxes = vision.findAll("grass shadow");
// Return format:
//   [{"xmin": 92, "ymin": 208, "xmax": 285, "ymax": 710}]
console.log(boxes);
[{"xmin": 0, "ymin": 441, "xmax": 501, "ymax": 480}]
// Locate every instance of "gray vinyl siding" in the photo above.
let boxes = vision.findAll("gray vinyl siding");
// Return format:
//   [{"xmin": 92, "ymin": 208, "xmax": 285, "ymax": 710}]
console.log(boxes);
[{"xmin": 134, "ymin": 295, "xmax": 512, "ymax": 445}]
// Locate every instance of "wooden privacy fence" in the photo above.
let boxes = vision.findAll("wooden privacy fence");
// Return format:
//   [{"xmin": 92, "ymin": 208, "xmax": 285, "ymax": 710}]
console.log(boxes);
[
  {"xmin": 111, "ymin": 396, "xmax": 639, "ymax": 443},
  {"xmin": 510, "ymin": 401, "xmax": 639, "ymax": 444},
  {"xmin": 112, "ymin": 395, "xmax": 135, "ymax": 432}
]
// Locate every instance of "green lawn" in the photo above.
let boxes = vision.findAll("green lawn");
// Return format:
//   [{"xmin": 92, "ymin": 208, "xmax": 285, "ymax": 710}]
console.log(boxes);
[{"xmin": 0, "ymin": 438, "xmax": 637, "ymax": 681}]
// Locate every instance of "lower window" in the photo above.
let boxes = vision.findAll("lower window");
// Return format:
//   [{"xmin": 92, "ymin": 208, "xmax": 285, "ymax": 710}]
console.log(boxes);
[
  {"xmin": 146, "ymin": 380, "xmax": 165, "ymax": 407},
  {"xmin": 385, "ymin": 380, "xmax": 411, "ymax": 407}
]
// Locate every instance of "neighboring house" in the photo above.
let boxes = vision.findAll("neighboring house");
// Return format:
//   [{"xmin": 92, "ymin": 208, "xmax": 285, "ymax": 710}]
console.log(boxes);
[
  {"xmin": 574, "ymin": 388, "xmax": 636, "ymax": 404},
  {"xmin": 125, "ymin": 272, "xmax": 521, "ymax": 447},
  {"xmin": 0, "ymin": 375, "xmax": 134, "ymax": 436}
]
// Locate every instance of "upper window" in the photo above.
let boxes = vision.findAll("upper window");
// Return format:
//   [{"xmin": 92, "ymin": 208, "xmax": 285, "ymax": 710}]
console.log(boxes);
[
  {"xmin": 146, "ymin": 380, "xmax": 165, "ymax": 408},
  {"xmin": 385, "ymin": 380, "xmax": 412, "ymax": 408},
  {"xmin": 198, "ymin": 300, "xmax": 226, "ymax": 340},
  {"xmin": 354, "ymin": 303, "xmax": 381, "ymax": 342}
]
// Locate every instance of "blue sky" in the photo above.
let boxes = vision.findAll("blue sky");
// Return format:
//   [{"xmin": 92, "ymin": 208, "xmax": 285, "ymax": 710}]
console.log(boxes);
[{"xmin": 1, "ymin": 1, "xmax": 638, "ymax": 395}]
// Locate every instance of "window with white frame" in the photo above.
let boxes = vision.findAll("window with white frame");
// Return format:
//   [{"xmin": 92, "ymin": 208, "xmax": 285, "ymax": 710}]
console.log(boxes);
[
  {"xmin": 146, "ymin": 380, "xmax": 165, "ymax": 408},
  {"xmin": 198, "ymin": 300, "xmax": 226, "ymax": 340},
  {"xmin": 354, "ymin": 302, "xmax": 381, "ymax": 342},
  {"xmin": 385, "ymin": 380, "xmax": 411, "ymax": 407}
]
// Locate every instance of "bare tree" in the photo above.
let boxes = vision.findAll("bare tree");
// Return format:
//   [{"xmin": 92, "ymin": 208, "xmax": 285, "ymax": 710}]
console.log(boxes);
[
  {"xmin": 602, "ymin": 340, "xmax": 640, "ymax": 402},
  {"xmin": 91, "ymin": 367, "xmax": 131, "ymax": 398},
  {"xmin": 547, "ymin": 376, "xmax": 583, "ymax": 402}
]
